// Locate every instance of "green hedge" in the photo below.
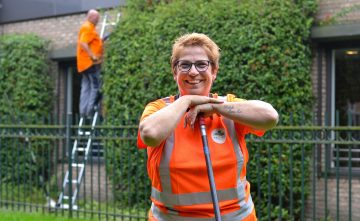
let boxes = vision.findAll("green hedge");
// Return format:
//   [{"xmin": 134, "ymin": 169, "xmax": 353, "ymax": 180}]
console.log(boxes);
[
  {"xmin": 0, "ymin": 34, "xmax": 53, "ymax": 187},
  {"xmin": 103, "ymin": 0, "xmax": 317, "ymax": 218},
  {"xmin": 0, "ymin": 34, "xmax": 53, "ymax": 116}
]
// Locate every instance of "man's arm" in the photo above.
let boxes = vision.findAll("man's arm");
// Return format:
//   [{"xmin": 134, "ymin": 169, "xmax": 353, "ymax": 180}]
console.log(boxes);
[{"xmin": 79, "ymin": 42, "xmax": 101, "ymax": 64}]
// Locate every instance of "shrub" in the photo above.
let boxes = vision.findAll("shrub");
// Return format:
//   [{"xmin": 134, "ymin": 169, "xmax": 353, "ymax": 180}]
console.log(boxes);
[{"xmin": 0, "ymin": 34, "xmax": 53, "ymax": 188}]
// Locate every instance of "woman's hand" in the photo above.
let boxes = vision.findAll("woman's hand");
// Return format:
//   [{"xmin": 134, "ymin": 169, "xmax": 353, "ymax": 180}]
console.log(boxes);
[
  {"xmin": 182, "ymin": 96, "xmax": 223, "ymax": 129},
  {"xmin": 181, "ymin": 95, "xmax": 223, "ymax": 107}
]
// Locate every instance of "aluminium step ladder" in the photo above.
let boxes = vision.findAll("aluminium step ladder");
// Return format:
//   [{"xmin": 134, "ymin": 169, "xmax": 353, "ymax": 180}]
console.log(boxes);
[
  {"xmin": 56, "ymin": 12, "xmax": 120, "ymax": 210},
  {"xmin": 56, "ymin": 108, "xmax": 100, "ymax": 210},
  {"xmin": 100, "ymin": 12, "xmax": 121, "ymax": 41}
]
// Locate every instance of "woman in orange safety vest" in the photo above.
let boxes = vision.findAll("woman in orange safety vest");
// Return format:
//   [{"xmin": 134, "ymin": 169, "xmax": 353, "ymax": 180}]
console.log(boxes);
[{"xmin": 137, "ymin": 33, "xmax": 279, "ymax": 221}]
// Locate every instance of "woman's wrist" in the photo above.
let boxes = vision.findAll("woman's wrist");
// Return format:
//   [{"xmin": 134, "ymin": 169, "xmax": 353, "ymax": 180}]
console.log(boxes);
[
  {"xmin": 211, "ymin": 102, "xmax": 223, "ymax": 112},
  {"xmin": 177, "ymin": 95, "xmax": 191, "ymax": 108}
]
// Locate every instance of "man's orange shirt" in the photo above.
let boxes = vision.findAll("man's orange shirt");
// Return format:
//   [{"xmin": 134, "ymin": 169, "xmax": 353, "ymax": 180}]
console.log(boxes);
[{"xmin": 77, "ymin": 21, "xmax": 103, "ymax": 73}]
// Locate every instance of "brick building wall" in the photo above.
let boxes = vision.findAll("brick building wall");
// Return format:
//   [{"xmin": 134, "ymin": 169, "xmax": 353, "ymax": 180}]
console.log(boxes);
[
  {"xmin": 315, "ymin": 0, "xmax": 360, "ymax": 24},
  {"xmin": 1, "ymin": 13, "xmax": 86, "ymax": 49}
]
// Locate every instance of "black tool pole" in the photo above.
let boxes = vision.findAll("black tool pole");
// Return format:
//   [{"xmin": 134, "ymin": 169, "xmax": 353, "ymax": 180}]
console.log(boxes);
[{"xmin": 199, "ymin": 115, "xmax": 222, "ymax": 221}]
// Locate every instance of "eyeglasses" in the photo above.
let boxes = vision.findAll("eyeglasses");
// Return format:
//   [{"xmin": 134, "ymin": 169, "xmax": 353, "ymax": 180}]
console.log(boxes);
[{"xmin": 175, "ymin": 60, "xmax": 212, "ymax": 73}]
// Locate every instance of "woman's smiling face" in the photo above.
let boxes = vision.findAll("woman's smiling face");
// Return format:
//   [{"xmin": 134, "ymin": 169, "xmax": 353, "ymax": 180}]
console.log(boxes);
[{"xmin": 173, "ymin": 46, "xmax": 218, "ymax": 96}]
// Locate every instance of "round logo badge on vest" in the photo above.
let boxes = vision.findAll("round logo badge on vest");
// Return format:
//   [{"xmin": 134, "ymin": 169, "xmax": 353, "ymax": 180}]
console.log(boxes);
[{"xmin": 211, "ymin": 128, "xmax": 226, "ymax": 144}]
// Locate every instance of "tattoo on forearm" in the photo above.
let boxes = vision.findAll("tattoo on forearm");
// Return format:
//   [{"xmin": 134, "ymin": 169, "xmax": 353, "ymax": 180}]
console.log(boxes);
[{"xmin": 224, "ymin": 105, "xmax": 242, "ymax": 114}]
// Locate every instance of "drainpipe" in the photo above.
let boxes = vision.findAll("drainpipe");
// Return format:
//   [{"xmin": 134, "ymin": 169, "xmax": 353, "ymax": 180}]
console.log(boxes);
[
  {"xmin": 316, "ymin": 46, "xmax": 322, "ymax": 178},
  {"xmin": 65, "ymin": 66, "xmax": 73, "ymax": 216}
]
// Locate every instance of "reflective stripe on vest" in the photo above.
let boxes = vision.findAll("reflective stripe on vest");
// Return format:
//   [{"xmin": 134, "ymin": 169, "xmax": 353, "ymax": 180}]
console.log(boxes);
[
  {"xmin": 151, "ymin": 96, "xmax": 254, "ymax": 219},
  {"xmin": 151, "ymin": 198, "xmax": 254, "ymax": 221}
]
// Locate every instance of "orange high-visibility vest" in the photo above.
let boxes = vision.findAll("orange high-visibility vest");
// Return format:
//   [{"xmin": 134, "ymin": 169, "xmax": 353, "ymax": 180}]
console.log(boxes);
[{"xmin": 138, "ymin": 94, "xmax": 264, "ymax": 221}]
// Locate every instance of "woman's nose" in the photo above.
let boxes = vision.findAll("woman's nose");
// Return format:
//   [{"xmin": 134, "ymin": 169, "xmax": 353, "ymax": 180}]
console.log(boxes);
[{"xmin": 188, "ymin": 64, "xmax": 199, "ymax": 76}]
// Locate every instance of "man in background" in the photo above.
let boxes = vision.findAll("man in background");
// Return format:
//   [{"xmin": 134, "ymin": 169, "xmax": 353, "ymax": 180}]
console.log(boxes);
[{"xmin": 77, "ymin": 9, "xmax": 103, "ymax": 121}]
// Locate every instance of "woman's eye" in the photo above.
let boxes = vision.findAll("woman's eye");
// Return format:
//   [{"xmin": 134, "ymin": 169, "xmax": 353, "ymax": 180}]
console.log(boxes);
[
  {"xmin": 180, "ymin": 63, "xmax": 191, "ymax": 69},
  {"xmin": 196, "ymin": 63, "xmax": 207, "ymax": 68}
]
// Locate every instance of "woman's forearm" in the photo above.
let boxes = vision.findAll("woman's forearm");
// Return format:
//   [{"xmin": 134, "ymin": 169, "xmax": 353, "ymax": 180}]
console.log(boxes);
[
  {"xmin": 213, "ymin": 100, "xmax": 279, "ymax": 130},
  {"xmin": 139, "ymin": 97, "xmax": 190, "ymax": 147}
]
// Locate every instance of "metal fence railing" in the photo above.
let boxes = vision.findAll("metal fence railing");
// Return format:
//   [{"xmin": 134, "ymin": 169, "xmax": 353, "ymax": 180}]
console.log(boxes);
[
  {"xmin": 247, "ymin": 125, "xmax": 359, "ymax": 221},
  {"xmin": 0, "ymin": 116, "xmax": 359, "ymax": 221}
]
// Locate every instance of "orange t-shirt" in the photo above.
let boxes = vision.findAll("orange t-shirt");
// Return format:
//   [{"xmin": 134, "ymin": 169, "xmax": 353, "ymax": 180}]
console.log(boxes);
[{"xmin": 76, "ymin": 21, "xmax": 103, "ymax": 73}]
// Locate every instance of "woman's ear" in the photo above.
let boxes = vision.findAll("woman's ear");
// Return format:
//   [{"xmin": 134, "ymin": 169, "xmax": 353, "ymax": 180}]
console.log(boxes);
[{"xmin": 172, "ymin": 67, "xmax": 177, "ymax": 81}]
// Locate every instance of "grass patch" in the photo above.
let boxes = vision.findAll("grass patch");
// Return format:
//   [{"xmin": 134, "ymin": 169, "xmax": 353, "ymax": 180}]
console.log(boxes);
[
  {"xmin": 0, "ymin": 209, "xmax": 97, "ymax": 221},
  {"xmin": 0, "ymin": 209, "xmax": 96, "ymax": 221}
]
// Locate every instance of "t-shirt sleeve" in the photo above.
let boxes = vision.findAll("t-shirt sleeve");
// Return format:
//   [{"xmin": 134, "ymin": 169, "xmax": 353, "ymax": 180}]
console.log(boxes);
[
  {"xmin": 79, "ymin": 25, "xmax": 94, "ymax": 44},
  {"xmin": 137, "ymin": 99, "xmax": 166, "ymax": 149}
]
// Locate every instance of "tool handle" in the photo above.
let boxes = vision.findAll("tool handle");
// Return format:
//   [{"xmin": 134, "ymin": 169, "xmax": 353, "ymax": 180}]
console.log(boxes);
[{"xmin": 199, "ymin": 115, "xmax": 222, "ymax": 221}]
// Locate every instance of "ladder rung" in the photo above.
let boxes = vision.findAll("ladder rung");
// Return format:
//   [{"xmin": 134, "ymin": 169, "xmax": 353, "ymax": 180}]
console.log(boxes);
[
  {"xmin": 78, "ymin": 130, "xmax": 91, "ymax": 136},
  {"xmin": 71, "ymin": 163, "xmax": 84, "ymax": 168},
  {"xmin": 59, "ymin": 204, "xmax": 78, "ymax": 210},
  {"xmin": 76, "ymin": 147, "xmax": 86, "ymax": 152},
  {"xmin": 66, "ymin": 179, "xmax": 79, "ymax": 184},
  {"xmin": 63, "ymin": 195, "xmax": 70, "ymax": 200}
]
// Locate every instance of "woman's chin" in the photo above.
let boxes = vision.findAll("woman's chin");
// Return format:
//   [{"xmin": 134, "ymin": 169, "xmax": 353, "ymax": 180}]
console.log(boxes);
[{"xmin": 181, "ymin": 90, "xmax": 210, "ymax": 96}]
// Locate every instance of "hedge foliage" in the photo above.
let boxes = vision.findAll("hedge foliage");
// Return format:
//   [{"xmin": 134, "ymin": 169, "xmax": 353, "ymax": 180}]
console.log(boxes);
[
  {"xmin": 0, "ymin": 34, "xmax": 53, "ymax": 116},
  {"xmin": 0, "ymin": 34, "xmax": 54, "ymax": 186},
  {"xmin": 103, "ymin": 0, "xmax": 317, "ymax": 218}
]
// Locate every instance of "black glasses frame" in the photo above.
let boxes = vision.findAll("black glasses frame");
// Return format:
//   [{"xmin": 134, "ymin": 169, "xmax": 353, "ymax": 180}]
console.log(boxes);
[{"xmin": 175, "ymin": 60, "xmax": 212, "ymax": 73}]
